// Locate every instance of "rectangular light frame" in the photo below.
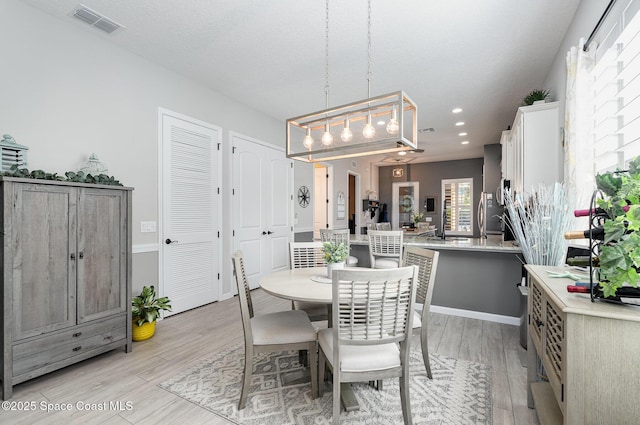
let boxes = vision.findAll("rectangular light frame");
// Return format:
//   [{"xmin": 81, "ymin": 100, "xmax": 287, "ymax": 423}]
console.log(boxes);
[{"xmin": 286, "ymin": 90, "xmax": 417, "ymax": 162}]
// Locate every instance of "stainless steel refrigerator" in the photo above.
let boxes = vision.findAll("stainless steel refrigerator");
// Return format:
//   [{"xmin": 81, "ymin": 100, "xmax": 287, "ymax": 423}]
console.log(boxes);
[{"xmin": 478, "ymin": 191, "xmax": 503, "ymax": 237}]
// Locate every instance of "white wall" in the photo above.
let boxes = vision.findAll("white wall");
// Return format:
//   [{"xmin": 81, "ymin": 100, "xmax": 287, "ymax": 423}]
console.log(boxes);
[{"xmin": 0, "ymin": 0, "xmax": 283, "ymax": 293}]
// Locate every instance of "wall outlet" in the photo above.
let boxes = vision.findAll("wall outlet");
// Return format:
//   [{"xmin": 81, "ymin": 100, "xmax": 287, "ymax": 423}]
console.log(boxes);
[{"xmin": 141, "ymin": 221, "xmax": 156, "ymax": 233}]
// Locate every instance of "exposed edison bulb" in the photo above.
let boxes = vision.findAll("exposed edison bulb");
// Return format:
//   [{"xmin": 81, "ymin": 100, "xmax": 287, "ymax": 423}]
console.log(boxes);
[
  {"xmin": 303, "ymin": 128, "xmax": 314, "ymax": 149},
  {"xmin": 386, "ymin": 107, "xmax": 399, "ymax": 135},
  {"xmin": 363, "ymin": 114, "xmax": 376, "ymax": 139},
  {"xmin": 321, "ymin": 122, "xmax": 333, "ymax": 146},
  {"xmin": 340, "ymin": 118, "xmax": 353, "ymax": 142}
]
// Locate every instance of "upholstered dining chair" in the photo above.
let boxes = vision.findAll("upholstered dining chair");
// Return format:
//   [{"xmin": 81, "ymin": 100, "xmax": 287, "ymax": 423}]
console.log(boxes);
[
  {"xmin": 320, "ymin": 228, "xmax": 358, "ymax": 266},
  {"xmin": 368, "ymin": 230, "xmax": 403, "ymax": 269},
  {"xmin": 402, "ymin": 246, "xmax": 440, "ymax": 379},
  {"xmin": 232, "ymin": 250, "xmax": 318, "ymax": 409},
  {"xmin": 318, "ymin": 266, "xmax": 418, "ymax": 425},
  {"xmin": 289, "ymin": 241, "xmax": 328, "ymax": 321}
]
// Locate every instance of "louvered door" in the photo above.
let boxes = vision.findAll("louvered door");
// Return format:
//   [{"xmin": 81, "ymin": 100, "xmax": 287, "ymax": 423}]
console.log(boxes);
[{"xmin": 161, "ymin": 112, "xmax": 221, "ymax": 315}]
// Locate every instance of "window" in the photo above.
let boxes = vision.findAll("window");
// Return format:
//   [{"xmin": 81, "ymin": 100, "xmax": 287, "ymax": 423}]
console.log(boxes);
[
  {"xmin": 592, "ymin": 2, "xmax": 640, "ymax": 173},
  {"xmin": 442, "ymin": 178, "xmax": 473, "ymax": 235}
]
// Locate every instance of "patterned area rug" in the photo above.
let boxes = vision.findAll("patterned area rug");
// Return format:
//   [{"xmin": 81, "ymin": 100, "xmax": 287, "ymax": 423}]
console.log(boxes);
[{"xmin": 159, "ymin": 343, "xmax": 492, "ymax": 425}]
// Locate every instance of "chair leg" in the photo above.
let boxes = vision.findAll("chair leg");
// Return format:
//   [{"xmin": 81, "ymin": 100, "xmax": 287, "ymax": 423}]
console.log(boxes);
[
  {"xmin": 318, "ymin": 346, "xmax": 326, "ymax": 397},
  {"xmin": 309, "ymin": 343, "xmax": 318, "ymax": 399},
  {"xmin": 420, "ymin": 324, "xmax": 433, "ymax": 379},
  {"xmin": 332, "ymin": 368, "xmax": 341, "ymax": 425},
  {"xmin": 239, "ymin": 346, "xmax": 253, "ymax": 410},
  {"xmin": 399, "ymin": 372, "xmax": 413, "ymax": 425},
  {"xmin": 376, "ymin": 380, "xmax": 383, "ymax": 391}
]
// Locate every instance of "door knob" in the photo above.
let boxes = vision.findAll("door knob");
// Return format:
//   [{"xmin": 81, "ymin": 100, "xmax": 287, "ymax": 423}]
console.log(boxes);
[{"xmin": 165, "ymin": 238, "xmax": 179, "ymax": 244}]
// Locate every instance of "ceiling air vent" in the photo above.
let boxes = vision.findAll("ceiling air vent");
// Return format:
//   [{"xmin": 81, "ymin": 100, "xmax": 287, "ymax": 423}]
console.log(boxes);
[{"xmin": 70, "ymin": 4, "xmax": 125, "ymax": 34}]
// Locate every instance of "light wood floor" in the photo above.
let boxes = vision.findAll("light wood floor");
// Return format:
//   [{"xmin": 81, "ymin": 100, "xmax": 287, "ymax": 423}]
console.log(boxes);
[{"xmin": 1, "ymin": 289, "xmax": 539, "ymax": 425}]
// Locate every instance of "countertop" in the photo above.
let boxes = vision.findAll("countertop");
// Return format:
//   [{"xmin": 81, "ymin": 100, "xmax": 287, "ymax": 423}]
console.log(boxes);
[{"xmin": 349, "ymin": 234, "xmax": 522, "ymax": 253}]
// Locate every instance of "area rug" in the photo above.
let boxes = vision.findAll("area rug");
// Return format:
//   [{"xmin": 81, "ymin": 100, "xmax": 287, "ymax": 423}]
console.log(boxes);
[{"xmin": 159, "ymin": 343, "xmax": 492, "ymax": 425}]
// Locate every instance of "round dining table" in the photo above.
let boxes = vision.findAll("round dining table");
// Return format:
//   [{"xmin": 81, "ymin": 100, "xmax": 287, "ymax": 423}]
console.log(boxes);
[{"xmin": 259, "ymin": 267, "xmax": 333, "ymax": 304}]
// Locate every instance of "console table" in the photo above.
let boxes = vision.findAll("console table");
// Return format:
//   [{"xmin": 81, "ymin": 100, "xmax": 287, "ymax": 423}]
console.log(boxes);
[{"xmin": 525, "ymin": 265, "xmax": 640, "ymax": 425}]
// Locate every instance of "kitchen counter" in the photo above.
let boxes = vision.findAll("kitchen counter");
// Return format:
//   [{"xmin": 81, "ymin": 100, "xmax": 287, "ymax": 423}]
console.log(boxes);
[
  {"xmin": 349, "ymin": 234, "xmax": 523, "ymax": 323},
  {"xmin": 349, "ymin": 234, "xmax": 521, "ymax": 254}
]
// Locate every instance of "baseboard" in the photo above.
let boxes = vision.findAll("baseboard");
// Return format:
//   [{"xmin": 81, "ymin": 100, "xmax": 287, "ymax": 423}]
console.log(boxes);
[{"xmin": 430, "ymin": 305, "xmax": 520, "ymax": 326}]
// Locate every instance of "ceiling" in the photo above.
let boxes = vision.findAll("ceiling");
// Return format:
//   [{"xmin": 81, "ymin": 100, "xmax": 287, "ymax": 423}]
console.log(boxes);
[{"xmin": 21, "ymin": 0, "xmax": 582, "ymax": 164}]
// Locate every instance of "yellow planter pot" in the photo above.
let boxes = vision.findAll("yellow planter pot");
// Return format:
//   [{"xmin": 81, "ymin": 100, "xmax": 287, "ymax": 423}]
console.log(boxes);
[{"xmin": 132, "ymin": 320, "xmax": 156, "ymax": 341}]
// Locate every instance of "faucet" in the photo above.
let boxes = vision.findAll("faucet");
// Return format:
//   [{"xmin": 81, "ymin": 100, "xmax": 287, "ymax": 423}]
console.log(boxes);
[{"xmin": 441, "ymin": 200, "xmax": 447, "ymax": 240}]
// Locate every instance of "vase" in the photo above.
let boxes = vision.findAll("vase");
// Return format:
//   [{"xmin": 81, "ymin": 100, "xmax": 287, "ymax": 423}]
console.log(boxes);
[
  {"xmin": 327, "ymin": 261, "xmax": 345, "ymax": 279},
  {"xmin": 132, "ymin": 320, "xmax": 156, "ymax": 341}
]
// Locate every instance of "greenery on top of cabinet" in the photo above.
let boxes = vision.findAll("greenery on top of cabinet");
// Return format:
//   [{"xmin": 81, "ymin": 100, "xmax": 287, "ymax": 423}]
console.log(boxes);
[{"xmin": 1, "ymin": 165, "xmax": 123, "ymax": 186}]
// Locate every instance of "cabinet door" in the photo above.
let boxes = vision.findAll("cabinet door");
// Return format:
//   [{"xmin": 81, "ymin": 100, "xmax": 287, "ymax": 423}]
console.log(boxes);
[
  {"xmin": 10, "ymin": 183, "xmax": 77, "ymax": 340},
  {"xmin": 76, "ymin": 188, "xmax": 127, "ymax": 323}
]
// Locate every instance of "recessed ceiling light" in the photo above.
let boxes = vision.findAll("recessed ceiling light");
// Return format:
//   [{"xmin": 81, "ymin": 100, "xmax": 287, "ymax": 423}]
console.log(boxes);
[
  {"xmin": 461, "ymin": 141, "xmax": 469, "ymax": 145},
  {"xmin": 458, "ymin": 132, "xmax": 467, "ymax": 136},
  {"xmin": 452, "ymin": 108, "xmax": 463, "ymax": 114},
  {"xmin": 377, "ymin": 120, "xmax": 386, "ymax": 126},
  {"xmin": 398, "ymin": 151, "xmax": 407, "ymax": 156},
  {"xmin": 455, "ymin": 121, "xmax": 465, "ymax": 126}
]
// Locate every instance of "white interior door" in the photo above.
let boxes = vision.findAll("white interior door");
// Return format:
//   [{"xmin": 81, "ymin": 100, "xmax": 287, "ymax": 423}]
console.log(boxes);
[
  {"xmin": 233, "ymin": 133, "xmax": 292, "ymax": 289},
  {"xmin": 160, "ymin": 110, "xmax": 221, "ymax": 315}
]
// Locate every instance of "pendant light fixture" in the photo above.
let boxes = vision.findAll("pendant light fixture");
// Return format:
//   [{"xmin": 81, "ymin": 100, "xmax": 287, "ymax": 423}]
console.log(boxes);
[{"xmin": 286, "ymin": 0, "xmax": 418, "ymax": 163}]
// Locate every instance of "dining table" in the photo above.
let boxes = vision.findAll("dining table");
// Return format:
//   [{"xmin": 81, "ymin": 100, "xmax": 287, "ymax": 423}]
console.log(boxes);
[{"xmin": 259, "ymin": 266, "xmax": 360, "ymax": 411}]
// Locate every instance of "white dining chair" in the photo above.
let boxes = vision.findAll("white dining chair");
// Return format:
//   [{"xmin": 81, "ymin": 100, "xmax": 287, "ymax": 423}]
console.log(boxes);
[
  {"xmin": 376, "ymin": 222, "xmax": 392, "ymax": 230},
  {"xmin": 402, "ymin": 246, "xmax": 439, "ymax": 379},
  {"xmin": 368, "ymin": 230, "xmax": 403, "ymax": 269},
  {"xmin": 320, "ymin": 228, "xmax": 358, "ymax": 266},
  {"xmin": 232, "ymin": 250, "xmax": 318, "ymax": 409},
  {"xmin": 289, "ymin": 241, "xmax": 328, "ymax": 321},
  {"xmin": 318, "ymin": 266, "xmax": 418, "ymax": 425}
]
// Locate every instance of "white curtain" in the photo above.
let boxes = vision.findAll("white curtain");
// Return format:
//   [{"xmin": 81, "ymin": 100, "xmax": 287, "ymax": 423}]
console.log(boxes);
[{"xmin": 564, "ymin": 38, "xmax": 595, "ymax": 215}]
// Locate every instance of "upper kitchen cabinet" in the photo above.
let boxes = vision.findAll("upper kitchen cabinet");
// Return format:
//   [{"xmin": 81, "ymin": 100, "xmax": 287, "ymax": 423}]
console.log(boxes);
[{"xmin": 501, "ymin": 102, "xmax": 561, "ymax": 194}]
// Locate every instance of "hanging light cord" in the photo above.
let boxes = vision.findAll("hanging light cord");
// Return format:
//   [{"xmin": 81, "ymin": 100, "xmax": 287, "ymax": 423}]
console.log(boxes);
[
  {"xmin": 325, "ymin": 0, "xmax": 330, "ymax": 110},
  {"xmin": 367, "ymin": 0, "xmax": 372, "ymax": 98}
]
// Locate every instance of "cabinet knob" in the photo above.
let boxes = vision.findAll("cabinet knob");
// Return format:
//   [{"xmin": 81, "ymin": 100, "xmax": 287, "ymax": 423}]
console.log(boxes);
[
  {"xmin": 72, "ymin": 346, "xmax": 82, "ymax": 352},
  {"xmin": 73, "ymin": 332, "xmax": 82, "ymax": 338},
  {"xmin": 267, "ymin": 231, "xmax": 273, "ymax": 235},
  {"xmin": 70, "ymin": 253, "xmax": 76, "ymax": 260},
  {"xmin": 262, "ymin": 231, "xmax": 267, "ymax": 235},
  {"xmin": 535, "ymin": 319, "xmax": 544, "ymax": 328},
  {"xmin": 78, "ymin": 252, "xmax": 84, "ymax": 259}
]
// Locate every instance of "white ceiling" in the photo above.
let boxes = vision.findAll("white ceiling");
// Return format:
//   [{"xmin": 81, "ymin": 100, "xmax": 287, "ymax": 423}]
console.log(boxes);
[{"xmin": 21, "ymin": 0, "xmax": 582, "ymax": 164}]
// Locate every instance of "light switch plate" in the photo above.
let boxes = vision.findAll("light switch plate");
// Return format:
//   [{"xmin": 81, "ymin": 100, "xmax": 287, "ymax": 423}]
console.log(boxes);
[{"xmin": 141, "ymin": 221, "xmax": 156, "ymax": 233}]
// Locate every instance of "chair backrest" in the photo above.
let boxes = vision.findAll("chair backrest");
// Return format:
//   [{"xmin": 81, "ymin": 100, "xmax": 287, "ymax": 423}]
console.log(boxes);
[
  {"xmin": 232, "ymin": 250, "xmax": 254, "ymax": 347},
  {"xmin": 376, "ymin": 222, "xmax": 392, "ymax": 230},
  {"xmin": 368, "ymin": 230, "xmax": 403, "ymax": 266},
  {"xmin": 289, "ymin": 241, "xmax": 326, "ymax": 269},
  {"xmin": 332, "ymin": 266, "xmax": 418, "ymax": 347},
  {"xmin": 320, "ymin": 228, "xmax": 350, "ymax": 248},
  {"xmin": 402, "ymin": 247, "xmax": 439, "ymax": 307}
]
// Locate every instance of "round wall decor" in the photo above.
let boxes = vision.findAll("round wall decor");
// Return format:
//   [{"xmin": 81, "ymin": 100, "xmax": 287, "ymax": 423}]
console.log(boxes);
[{"xmin": 297, "ymin": 185, "xmax": 310, "ymax": 208}]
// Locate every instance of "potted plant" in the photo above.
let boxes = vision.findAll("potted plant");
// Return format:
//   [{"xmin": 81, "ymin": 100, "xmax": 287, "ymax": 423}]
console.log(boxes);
[
  {"xmin": 594, "ymin": 156, "xmax": 640, "ymax": 298},
  {"xmin": 131, "ymin": 285, "xmax": 172, "ymax": 341},
  {"xmin": 522, "ymin": 89, "xmax": 550, "ymax": 106},
  {"xmin": 411, "ymin": 209, "xmax": 424, "ymax": 227},
  {"xmin": 322, "ymin": 241, "xmax": 349, "ymax": 279}
]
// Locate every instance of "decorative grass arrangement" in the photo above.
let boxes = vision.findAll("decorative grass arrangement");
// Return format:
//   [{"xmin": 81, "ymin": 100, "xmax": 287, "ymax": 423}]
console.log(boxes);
[{"xmin": 504, "ymin": 183, "xmax": 574, "ymax": 266}]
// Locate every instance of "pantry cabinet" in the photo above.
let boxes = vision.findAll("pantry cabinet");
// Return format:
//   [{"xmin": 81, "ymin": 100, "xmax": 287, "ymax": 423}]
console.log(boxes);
[
  {"xmin": 1, "ymin": 178, "xmax": 132, "ymax": 399},
  {"xmin": 526, "ymin": 265, "xmax": 640, "ymax": 425}
]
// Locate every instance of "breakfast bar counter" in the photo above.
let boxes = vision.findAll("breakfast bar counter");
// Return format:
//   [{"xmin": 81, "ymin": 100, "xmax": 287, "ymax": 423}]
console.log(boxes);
[{"xmin": 350, "ymin": 235, "xmax": 524, "ymax": 322}]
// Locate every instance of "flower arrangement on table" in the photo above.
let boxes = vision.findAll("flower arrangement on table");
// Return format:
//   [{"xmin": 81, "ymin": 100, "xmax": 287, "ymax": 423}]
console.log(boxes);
[
  {"xmin": 411, "ymin": 210, "xmax": 424, "ymax": 224},
  {"xmin": 322, "ymin": 241, "xmax": 349, "ymax": 264}
]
